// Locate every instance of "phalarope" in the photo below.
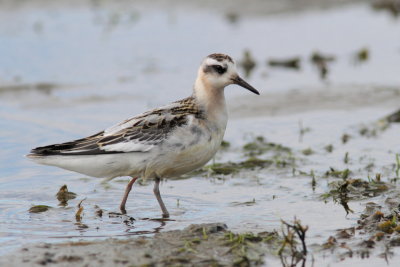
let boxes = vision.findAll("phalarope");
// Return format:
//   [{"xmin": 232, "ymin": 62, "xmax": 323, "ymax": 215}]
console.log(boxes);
[{"xmin": 28, "ymin": 53, "xmax": 259, "ymax": 218}]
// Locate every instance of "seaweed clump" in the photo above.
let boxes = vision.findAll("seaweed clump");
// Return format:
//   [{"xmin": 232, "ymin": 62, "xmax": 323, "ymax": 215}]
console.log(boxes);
[
  {"xmin": 207, "ymin": 157, "xmax": 273, "ymax": 175},
  {"xmin": 322, "ymin": 175, "xmax": 391, "ymax": 214},
  {"xmin": 243, "ymin": 136, "xmax": 291, "ymax": 157},
  {"xmin": 56, "ymin": 185, "xmax": 77, "ymax": 206},
  {"xmin": 322, "ymin": 197, "xmax": 400, "ymax": 262},
  {"xmin": 243, "ymin": 136, "xmax": 295, "ymax": 168},
  {"xmin": 29, "ymin": 205, "xmax": 52, "ymax": 213}
]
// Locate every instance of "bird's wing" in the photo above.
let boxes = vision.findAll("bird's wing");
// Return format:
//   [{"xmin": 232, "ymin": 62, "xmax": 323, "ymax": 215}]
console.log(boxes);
[{"xmin": 29, "ymin": 97, "xmax": 204, "ymax": 156}]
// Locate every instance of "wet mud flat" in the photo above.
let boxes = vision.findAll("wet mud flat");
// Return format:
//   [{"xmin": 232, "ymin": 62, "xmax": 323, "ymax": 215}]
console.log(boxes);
[
  {"xmin": 2, "ymin": 194, "xmax": 400, "ymax": 267},
  {"xmin": 2, "ymin": 103, "xmax": 400, "ymax": 266},
  {"xmin": 0, "ymin": 223, "xmax": 281, "ymax": 266}
]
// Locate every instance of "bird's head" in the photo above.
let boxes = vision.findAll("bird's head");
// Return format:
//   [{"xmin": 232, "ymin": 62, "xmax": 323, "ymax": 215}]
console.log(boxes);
[{"xmin": 197, "ymin": 53, "xmax": 259, "ymax": 95}]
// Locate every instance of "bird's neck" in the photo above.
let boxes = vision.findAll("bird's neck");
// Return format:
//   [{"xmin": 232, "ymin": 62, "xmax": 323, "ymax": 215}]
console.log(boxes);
[{"xmin": 193, "ymin": 76, "xmax": 227, "ymax": 122}]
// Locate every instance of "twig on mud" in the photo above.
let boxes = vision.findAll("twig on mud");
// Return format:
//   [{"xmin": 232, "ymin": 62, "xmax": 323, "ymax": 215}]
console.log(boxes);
[
  {"xmin": 278, "ymin": 218, "xmax": 309, "ymax": 267},
  {"xmin": 75, "ymin": 198, "xmax": 86, "ymax": 222}
]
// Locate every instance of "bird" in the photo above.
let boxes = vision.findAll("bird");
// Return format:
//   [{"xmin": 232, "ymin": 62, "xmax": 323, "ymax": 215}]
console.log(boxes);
[{"xmin": 27, "ymin": 53, "xmax": 260, "ymax": 218}]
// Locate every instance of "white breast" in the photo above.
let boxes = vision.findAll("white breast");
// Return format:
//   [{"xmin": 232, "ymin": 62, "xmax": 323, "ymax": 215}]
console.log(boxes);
[{"xmin": 143, "ymin": 114, "xmax": 227, "ymax": 179}]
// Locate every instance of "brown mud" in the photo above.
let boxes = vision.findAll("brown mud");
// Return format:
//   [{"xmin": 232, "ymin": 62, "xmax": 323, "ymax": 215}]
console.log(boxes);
[{"xmin": 0, "ymin": 223, "xmax": 280, "ymax": 267}]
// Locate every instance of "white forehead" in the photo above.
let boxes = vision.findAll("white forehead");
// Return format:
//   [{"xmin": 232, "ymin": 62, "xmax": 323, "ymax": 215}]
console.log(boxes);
[{"xmin": 204, "ymin": 57, "xmax": 235, "ymax": 67}]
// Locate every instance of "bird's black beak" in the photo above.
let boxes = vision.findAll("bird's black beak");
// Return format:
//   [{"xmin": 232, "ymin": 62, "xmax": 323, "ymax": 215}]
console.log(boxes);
[{"xmin": 231, "ymin": 75, "xmax": 260, "ymax": 95}]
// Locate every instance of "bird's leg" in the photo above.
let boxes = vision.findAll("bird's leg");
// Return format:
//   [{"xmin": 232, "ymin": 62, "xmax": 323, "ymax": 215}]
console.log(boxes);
[
  {"xmin": 120, "ymin": 177, "xmax": 138, "ymax": 214},
  {"xmin": 153, "ymin": 177, "xmax": 169, "ymax": 218}
]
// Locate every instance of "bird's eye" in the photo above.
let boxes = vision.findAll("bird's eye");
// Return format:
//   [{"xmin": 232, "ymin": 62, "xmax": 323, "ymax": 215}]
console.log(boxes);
[{"xmin": 212, "ymin": 65, "xmax": 226, "ymax": 74}]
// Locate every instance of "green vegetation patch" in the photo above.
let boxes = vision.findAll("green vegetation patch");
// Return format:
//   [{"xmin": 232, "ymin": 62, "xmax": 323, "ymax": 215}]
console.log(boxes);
[
  {"xmin": 324, "ymin": 178, "xmax": 390, "ymax": 200},
  {"xmin": 325, "ymin": 167, "xmax": 351, "ymax": 179},
  {"xmin": 29, "ymin": 205, "xmax": 52, "ymax": 213},
  {"xmin": 207, "ymin": 157, "xmax": 273, "ymax": 175},
  {"xmin": 56, "ymin": 185, "xmax": 77, "ymax": 206},
  {"xmin": 162, "ymin": 223, "xmax": 279, "ymax": 266},
  {"xmin": 323, "ymin": 196, "xmax": 400, "ymax": 262},
  {"xmin": 321, "ymin": 176, "xmax": 392, "ymax": 214},
  {"xmin": 242, "ymin": 136, "xmax": 291, "ymax": 157}
]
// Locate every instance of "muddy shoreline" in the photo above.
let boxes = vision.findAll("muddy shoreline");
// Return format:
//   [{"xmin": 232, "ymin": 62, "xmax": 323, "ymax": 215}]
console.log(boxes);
[{"xmin": 0, "ymin": 223, "xmax": 281, "ymax": 266}]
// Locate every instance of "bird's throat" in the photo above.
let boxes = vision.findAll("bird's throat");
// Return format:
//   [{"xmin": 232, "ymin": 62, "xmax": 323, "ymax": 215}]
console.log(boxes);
[{"xmin": 193, "ymin": 76, "xmax": 227, "ymax": 120}]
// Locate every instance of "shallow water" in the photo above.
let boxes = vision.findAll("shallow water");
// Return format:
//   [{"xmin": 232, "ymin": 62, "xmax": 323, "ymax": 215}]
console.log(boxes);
[{"xmin": 1, "ymin": 1, "xmax": 400, "ymax": 266}]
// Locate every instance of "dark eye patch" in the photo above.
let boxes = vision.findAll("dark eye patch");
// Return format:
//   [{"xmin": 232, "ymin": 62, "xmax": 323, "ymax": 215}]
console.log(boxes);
[{"xmin": 212, "ymin": 65, "xmax": 226, "ymax": 74}]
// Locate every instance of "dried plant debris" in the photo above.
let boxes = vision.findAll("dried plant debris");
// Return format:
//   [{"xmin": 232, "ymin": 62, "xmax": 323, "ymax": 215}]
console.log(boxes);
[
  {"xmin": 322, "ymin": 178, "xmax": 354, "ymax": 214},
  {"xmin": 357, "ymin": 120, "xmax": 391, "ymax": 138},
  {"xmin": 29, "ymin": 205, "xmax": 52, "ymax": 213},
  {"xmin": 341, "ymin": 133, "xmax": 351, "ymax": 144},
  {"xmin": 359, "ymin": 202, "xmax": 398, "ymax": 235},
  {"xmin": 94, "ymin": 205, "xmax": 103, "ymax": 218},
  {"xmin": 75, "ymin": 199, "xmax": 85, "ymax": 222},
  {"xmin": 278, "ymin": 218, "xmax": 309, "ymax": 267},
  {"xmin": 324, "ymin": 177, "xmax": 391, "ymax": 201},
  {"xmin": 325, "ymin": 167, "xmax": 351, "ymax": 179},
  {"xmin": 222, "ymin": 230, "xmax": 279, "ymax": 266},
  {"xmin": 301, "ymin": 148, "xmax": 314, "ymax": 156},
  {"xmin": 230, "ymin": 198, "xmax": 256, "ymax": 207},
  {"xmin": 6, "ymin": 223, "xmax": 281, "ymax": 267},
  {"xmin": 323, "ymin": 196, "xmax": 400, "ymax": 262},
  {"xmin": 322, "ymin": 176, "xmax": 392, "ymax": 214},
  {"xmin": 0, "ymin": 82, "xmax": 58, "ymax": 95},
  {"xmin": 384, "ymin": 109, "xmax": 400, "ymax": 123},
  {"xmin": 324, "ymin": 144, "xmax": 334, "ymax": 153},
  {"xmin": 268, "ymin": 57, "xmax": 301, "ymax": 70},
  {"xmin": 310, "ymin": 51, "xmax": 336, "ymax": 63},
  {"xmin": 353, "ymin": 47, "xmax": 370, "ymax": 64},
  {"xmin": 56, "ymin": 185, "xmax": 77, "ymax": 206},
  {"xmin": 239, "ymin": 50, "xmax": 257, "ymax": 78},
  {"xmin": 353, "ymin": 109, "xmax": 399, "ymax": 139},
  {"xmin": 298, "ymin": 120, "xmax": 311, "ymax": 142},
  {"xmin": 310, "ymin": 51, "xmax": 335, "ymax": 80}
]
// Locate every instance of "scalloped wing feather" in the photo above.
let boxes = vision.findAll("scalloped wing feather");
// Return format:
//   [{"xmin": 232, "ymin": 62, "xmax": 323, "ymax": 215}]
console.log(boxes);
[{"xmin": 29, "ymin": 97, "xmax": 204, "ymax": 156}]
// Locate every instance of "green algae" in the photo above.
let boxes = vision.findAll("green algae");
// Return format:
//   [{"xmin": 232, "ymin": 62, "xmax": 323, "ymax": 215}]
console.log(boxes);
[
  {"xmin": 324, "ymin": 144, "xmax": 334, "ymax": 153},
  {"xmin": 230, "ymin": 198, "xmax": 256, "ymax": 207},
  {"xmin": 321, "ymin": 176, "xmax": 391, "ymax": 215},
  {"xmin": 354, "ymin": 47, "xmax": 369, "ymax": 63},
  {"xmin": 323, "ymin": 178, "xmax": 390, "ymax": 201},
  {"xmin": 325, "ymin": 167, "xmax": 350, "ymax": 179},
  {"xmin": 325, "ymin": 197, "xmax": 400, "ymax": 262},
  {"xmin": 207, "ymin": 157, "xmax": 273, "ymax": 175},
  {"xmin": 220, "ymin": 140, "xmax": 231, "ymax": 149},
  {"xmin": 301, "ymin": 148, "xmax": 314, "ymax": 156},
  {"xmin": 385, "ymin": 109, "xmax": 400, "ymax": 123},
  {"xmin": 56, "ymin": 185, "xmax": 77, "ymax": 206},
  {"xmin": 242, "ymin": 136, "xmax": 291, "ymax": 157},
  {"xmin": 310, "ymin": 51, "xmax": 336, "ymax": 79},
  {"xmin": 29, "ymin": 205, "xmax": 52, "ymax": 213},
  {"xmin": 222, "ymin": 231, "xmax": 279, "ymax": 266},
  {"xmin": 268, "ymin": 57, "xmax": 301, "ymax": 69},
  {"xmin": 239, "ymin": 49, "xmax": 257, "ymax": 78}
]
